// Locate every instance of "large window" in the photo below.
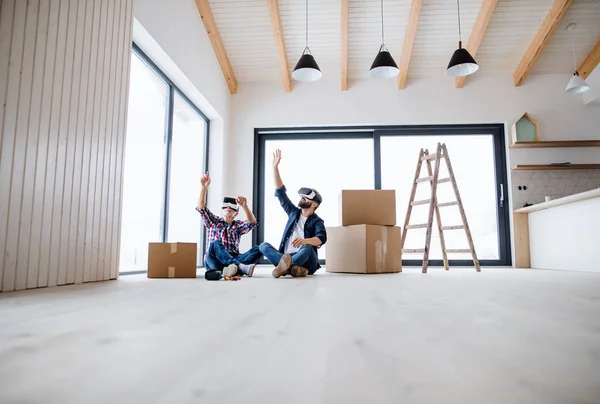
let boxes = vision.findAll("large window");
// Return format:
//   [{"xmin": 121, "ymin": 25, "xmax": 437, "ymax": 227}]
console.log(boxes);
[
  {"xmin": 260, "ymin": 135, "xmax": 374, "ymax": 260},
  {"xmin": 119, "ymin": 44, "xmax": 209, "ymax": 273},
  {"xmin": 380, "ymin": 134, "xmax": 499, "ymax": 260},
  {"xmin": 254, "ymin": 126, "xmax": 511, "ymax": 267},
  {"xmin": 166, "ymin": 93, "xmax": 207, "ymax": 251},
  {"xmin": 119, "ymin": 52, "xmax": 167, "ymax": 272}
]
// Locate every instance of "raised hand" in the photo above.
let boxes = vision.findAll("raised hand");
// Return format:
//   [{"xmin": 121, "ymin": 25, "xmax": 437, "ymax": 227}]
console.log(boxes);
[
  {"xmin": 236, "ymin": 196, "xmax": 247, "ymax": 208},
  {"xmin": 273, "ymin": 149, "xmax": 282, "ymax": 168},
  {"xmin": 200, "ymin": 171, "xmax": 211, "ymax": 189}
]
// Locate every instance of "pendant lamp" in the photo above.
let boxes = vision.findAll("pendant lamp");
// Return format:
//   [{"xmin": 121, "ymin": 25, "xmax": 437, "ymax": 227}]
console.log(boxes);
[
  {"xmin": 447, "ymin": 0, "xmax": 478, "ymax": 76},
  {"xmin": 292, "ymin": 0, "xmax": 321, "ymax": 82},
  {"xmin": 369, "ymin": 0, "xmax": 399, "ymax": 79},
  {"xmin": 565, "ymin": 39, "xmax": 589, "ymax": 94}
]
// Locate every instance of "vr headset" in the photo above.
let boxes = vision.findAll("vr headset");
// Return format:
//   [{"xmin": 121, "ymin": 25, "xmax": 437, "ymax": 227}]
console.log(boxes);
[
  {"xmin": 222, "ymin": 197, "xmax": 239, "ymax": 212},
  {"xmin": 298, "ymin": 187, "xmax": 322, "ymax": 204}
]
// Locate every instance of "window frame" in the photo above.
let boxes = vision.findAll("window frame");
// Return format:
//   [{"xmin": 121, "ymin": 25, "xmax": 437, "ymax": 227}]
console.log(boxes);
[
  {"xmin": 120, "ymin": 43, "xmax": 210, "ymax": 274},
  {"xmin": 253, "ymin": 124, "xmax": 512, "ymax": 267}
]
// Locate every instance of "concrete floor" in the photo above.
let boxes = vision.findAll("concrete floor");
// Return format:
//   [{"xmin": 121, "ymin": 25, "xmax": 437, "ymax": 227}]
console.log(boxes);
[{"xmin": 1, "ymin": 267, "xmax": 599, "ymax": 404}]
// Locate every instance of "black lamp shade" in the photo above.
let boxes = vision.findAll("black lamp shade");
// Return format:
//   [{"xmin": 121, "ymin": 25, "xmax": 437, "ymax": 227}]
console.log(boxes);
[
  {"xmin": 292, "ymin": 51, "xmax": 322, "ymax": 82},
  {"xmin": 369, "ymin": 48, "xmax": 399, "ymax": 79},
  {"xmin": 447, "ymin": 45, "xmax": 479, "ymax": 77}
]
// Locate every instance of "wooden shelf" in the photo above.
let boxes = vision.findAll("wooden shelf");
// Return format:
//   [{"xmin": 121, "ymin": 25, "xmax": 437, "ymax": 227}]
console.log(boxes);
[
  {"xmin": 511, "ymin": 164, "xmax": 600, "ymax": 171},
  {"xmin": 510, "ymin": 140, "xmax": 600, "ymax": 148}
]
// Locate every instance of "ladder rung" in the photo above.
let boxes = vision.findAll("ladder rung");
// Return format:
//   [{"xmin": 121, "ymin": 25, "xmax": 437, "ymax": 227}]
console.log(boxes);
[
  {"xmin": 438, "ymin": 177, "xmax": 451, "ymax": 183},
  {"xmin": 437, "ymin": 201, "xmax": 458, "ymax": 207},
  {"xmin": 402, "ymin": 249, "xmax": 425, "ymax": 253},
  {"xmin": 445, "ymin": 249, "xmax": 472, "ymax": 253},
  {"xmin": 415, "ymin": 176, "xmax": 434, "ymax": 183},
  {"xmin": 441, "ymin": 225, "xmax": 465, "ymax": 231},
  {"xmin": 411, "ymin": 199, "xmax": 431, "ymax": 206},
  {"xmin": 420, "ymin": 153, "xmax": 445, "ymax": 161},
  {"xmin": 406, "ymin": 223, "xmax": 429, "ymax": 229}
]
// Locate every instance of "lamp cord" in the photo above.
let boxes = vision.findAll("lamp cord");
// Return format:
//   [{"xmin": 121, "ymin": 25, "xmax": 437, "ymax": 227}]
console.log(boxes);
[
  {"xmin": 380, "ymin": 0, "xmax": 385, "ymax": 45},
  {"xmin": 305, "ymin": 0, "xmax": 308, "ymax": 49},
  {"xmin": 456, "ymin": 0, "xmax": 462, "ymax": 42},
  {"xmin": 572, "ymin": 39, "xmax": 576, "ymax": 72}
]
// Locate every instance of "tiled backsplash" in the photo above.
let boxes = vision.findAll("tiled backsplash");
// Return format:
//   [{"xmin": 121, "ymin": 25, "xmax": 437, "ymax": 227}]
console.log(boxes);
[{"xmin": 511, "ymin": 169, "xmax": 600, "ymax": 208}]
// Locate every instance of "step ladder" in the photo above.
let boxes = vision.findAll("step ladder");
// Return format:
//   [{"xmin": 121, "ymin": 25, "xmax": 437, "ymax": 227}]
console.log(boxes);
[{"xmin": 401, "ymin": 143, "xmax": 480, "ymax": 273}]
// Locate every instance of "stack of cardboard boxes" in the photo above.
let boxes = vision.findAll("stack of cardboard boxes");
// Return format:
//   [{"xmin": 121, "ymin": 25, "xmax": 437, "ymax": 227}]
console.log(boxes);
[{"xmin": 326, "ymin": 190, "xmax": 402, "ymax": 274}]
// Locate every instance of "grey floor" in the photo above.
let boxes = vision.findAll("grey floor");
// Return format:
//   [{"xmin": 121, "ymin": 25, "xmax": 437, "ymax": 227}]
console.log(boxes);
[{"xmin": 1, "ymin": 267, "xmax": 599, "ymax": 404}]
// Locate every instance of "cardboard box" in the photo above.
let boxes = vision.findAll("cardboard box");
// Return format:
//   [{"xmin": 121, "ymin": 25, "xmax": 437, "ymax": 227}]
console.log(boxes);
[
  {"xmin": 340, "ymin": 190, "xmax": 396, "ymax": 226},
  {"xmin": 147, "ymin": 242, "xmax": 198, "ymax": 278},
  {"xmin": 326, "ymin": 225, "xmax": 402, "ymax": 274}
]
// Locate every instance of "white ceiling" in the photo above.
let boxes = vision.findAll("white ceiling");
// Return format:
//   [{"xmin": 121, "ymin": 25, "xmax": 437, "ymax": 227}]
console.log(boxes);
[{"xmin": 208, "ymin": 0, "xmax": 600, "ymax": 84}]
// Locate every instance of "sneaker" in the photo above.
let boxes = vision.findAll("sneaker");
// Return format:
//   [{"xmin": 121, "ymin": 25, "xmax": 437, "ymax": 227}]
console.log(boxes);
[
  {"xmin": 223, "ymin": 264, "xmax": 238, "ymax": 278},
  {"xmin": 272, "ymin": 254, "xmax": 292, "ymax": 278},
  {"xmin": 239, "ymin": 263, "xmax": 256, "ymax": 277},
  {"xmin": 290, "ymin": 265, "xmax": 308, "ymax": 277}
]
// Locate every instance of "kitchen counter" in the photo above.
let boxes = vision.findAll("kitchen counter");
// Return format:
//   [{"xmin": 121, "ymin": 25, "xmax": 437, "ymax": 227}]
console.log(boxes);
[
  {"xmin": 513, "ymin": 189, "xmax": 600, "ymax": 271},
  {"xmin": 515, "ymin": 188, "xmax": 600, "ymax": 214}
]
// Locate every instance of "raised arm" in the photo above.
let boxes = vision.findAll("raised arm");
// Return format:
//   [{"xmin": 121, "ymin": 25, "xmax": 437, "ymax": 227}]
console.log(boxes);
[
  {"xmin": 272, "ymin": 149, "xmax": 297, "ymax": 216},
  {"xmin": 236, "ymin": 196, "xmax": 256, "ymax": 224},
  {"xmin": 273, "ymin": 149, "xmax": 284, "ymax": 189},
  {"xmin": 197, "ymin": 171, "xmax": 210, "ymax": 210},
  {"xmin": 196, "ymin": 172, "xmax": 220, "ymax": 227}
]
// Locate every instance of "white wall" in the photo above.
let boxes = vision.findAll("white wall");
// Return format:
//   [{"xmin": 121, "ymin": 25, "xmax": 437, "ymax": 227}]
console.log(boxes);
[
  {"xmin": 583, "ymin": 68, "xmax": 600, "ymax": 106},
  {"xmin": 133, "ymin": 0, "xmax": 232, "ymax": 210},
  {"xmin": 229, "ymin": 74, "xmax": 600, "ymax": 253},
  {"xmin": 529, "ymin": 197, "xmax": 600, "ymax": 272},
  {"xmin": 0, "ymin": 0, "xmax": 134, "ymax": 291}
]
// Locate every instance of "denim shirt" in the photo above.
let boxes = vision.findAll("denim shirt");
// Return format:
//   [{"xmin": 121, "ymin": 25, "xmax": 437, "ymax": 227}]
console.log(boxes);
[{"xmin": 275, "ymin": 185, "xmax": 327, "ymax": 267}]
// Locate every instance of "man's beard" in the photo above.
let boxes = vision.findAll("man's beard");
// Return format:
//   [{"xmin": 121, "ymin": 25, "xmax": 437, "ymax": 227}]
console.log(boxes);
[{"xmin": 298, "ymin": 201, "xmax": 312, "ymax": 209}]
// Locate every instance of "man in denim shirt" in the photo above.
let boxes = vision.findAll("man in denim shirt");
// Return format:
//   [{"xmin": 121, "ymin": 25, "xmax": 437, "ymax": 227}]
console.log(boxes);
[{"xmin": 259, "ymin": 149, "xmax": 327, "ymax": 278}]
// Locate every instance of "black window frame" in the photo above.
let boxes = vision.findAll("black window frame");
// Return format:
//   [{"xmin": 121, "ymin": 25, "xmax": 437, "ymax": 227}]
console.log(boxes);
[
  {"xmin": 120, "ymin": 43, "xmax": 210, "ymax": 275},
  {"xmin": 253, "ymin": 124, "xmax": 512, "ymax": 267}
]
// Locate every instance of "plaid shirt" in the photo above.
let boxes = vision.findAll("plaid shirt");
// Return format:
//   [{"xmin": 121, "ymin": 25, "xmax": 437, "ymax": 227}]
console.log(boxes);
[{"xmin": 197, "ymin": 207, "xmax": 257, "ymax": 256}]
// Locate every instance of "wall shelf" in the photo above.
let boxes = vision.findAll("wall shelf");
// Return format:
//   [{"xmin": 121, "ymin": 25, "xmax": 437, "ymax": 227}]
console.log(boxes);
[
  {"xmin": 510, "ymin": 140, "xmax": 600, "ymax": 148},
  {"xmin": 511, "ymin": 164, "xmax": 600, "ymax": 171}
]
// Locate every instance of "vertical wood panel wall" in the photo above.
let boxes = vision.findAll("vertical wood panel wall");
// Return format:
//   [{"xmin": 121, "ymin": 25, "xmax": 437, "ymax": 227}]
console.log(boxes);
[{"xmin": 0, "ymin": 0, "xmax": 134, "ymax": 292}]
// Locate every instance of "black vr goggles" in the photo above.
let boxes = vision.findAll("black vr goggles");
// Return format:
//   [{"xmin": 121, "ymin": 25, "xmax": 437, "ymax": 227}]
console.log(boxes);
[
  {"xmin": 222, "ymin": 197, "xmax": 239, "ymax": 212},
  {"xmin": 298, "ymin": 187, "xmax": 322, "ymax": 204}
]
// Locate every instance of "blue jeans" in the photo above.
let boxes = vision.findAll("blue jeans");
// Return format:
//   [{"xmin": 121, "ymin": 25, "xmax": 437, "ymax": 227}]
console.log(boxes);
[
  {"xmin": 259, "ymin": 242, "xmax": 319, "ymax": 274},
  {"xmin": 204, "ymin": 241, "xmax": 262, "ymax": 272}
]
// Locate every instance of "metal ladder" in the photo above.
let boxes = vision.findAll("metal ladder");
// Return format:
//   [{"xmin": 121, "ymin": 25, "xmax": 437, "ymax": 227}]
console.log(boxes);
[{"xmin": 400, "ymin": 143, "xmax": 480, "ymax": 273}]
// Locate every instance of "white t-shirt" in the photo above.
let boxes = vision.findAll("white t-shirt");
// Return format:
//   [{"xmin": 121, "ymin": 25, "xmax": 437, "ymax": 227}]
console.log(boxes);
[{"xmin": 284, "ymin": 215, "xmax": 308, "ymax": 254}]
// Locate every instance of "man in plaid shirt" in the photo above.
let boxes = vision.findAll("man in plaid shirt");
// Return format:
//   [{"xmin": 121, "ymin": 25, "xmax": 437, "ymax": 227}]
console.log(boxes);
[{"xmin": 197, "ymin": 172, "xmax": 261, "ymax": 280}]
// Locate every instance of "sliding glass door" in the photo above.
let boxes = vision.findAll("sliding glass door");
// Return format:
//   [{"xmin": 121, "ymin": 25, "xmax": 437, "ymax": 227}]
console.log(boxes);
[
  {"xmin": 254, "ymin": 125, "xmax": 511, "ymax": 266},
  {"xmin": 378, "ymin": 129, "xmax": 509, "ymax": 265}
]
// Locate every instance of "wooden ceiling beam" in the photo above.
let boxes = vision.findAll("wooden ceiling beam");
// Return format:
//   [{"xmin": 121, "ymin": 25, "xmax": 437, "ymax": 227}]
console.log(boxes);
[
  {"xmin": 398, "ymin": 0, "xmax": 423, "ymax": 90},
  {"xmin": 341, "ymin": 0, "xmax": 349, "ymax": 91},
  {"xmin": 455, "ymin": 0, "xmax": 499, "ymax": 88},
  {"xmin": 578, "ymin": 39, "xmax": 600, "ymax": 80},
  {"xmin": 267, "ymin": 0, "xmax": 292, "ymax": 92},
  {"xmin": 513, "ymin": 0, "xmax": 574, "ymax": 87},
  {"xmin": 194, "ymin": 0, "xmax": 238, "ymax": 94}
]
